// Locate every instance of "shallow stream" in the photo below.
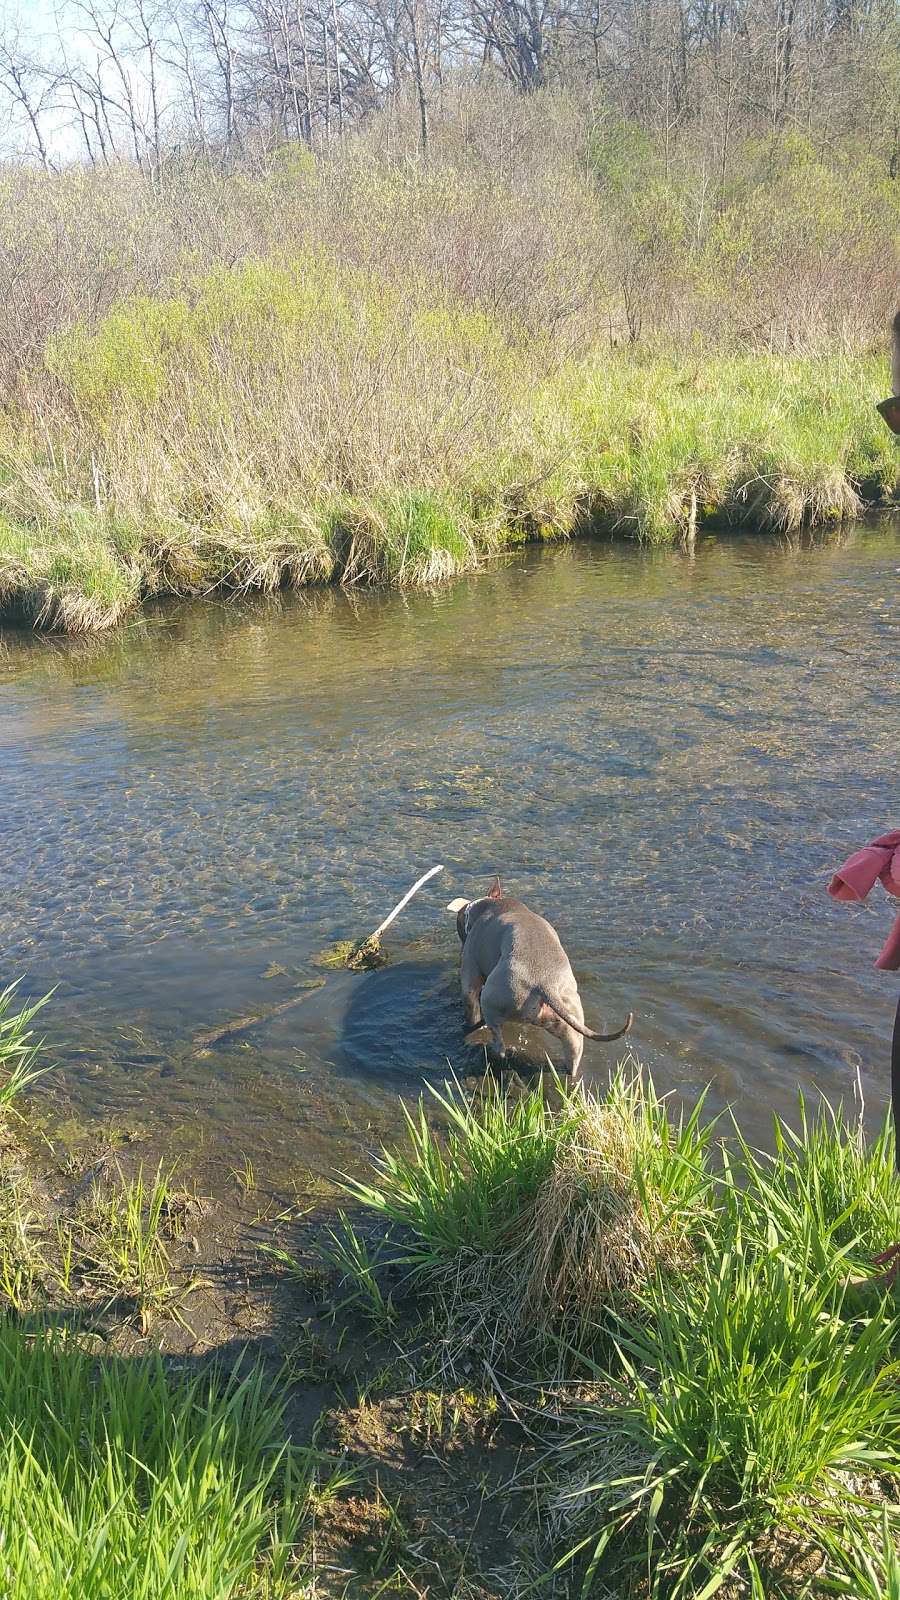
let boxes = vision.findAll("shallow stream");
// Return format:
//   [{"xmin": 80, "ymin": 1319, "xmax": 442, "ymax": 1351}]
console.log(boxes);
[{"xmin": 2, "ymin": 524, "xmax": 899, "ymax": 1193}]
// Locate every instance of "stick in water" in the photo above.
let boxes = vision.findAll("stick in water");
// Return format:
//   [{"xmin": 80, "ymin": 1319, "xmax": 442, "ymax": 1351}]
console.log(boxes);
[
  {"xmin": 194, "ymin": 863, "xmax": 447, "ymax": 1045},
  {"xmin": 347, "ymin": 863, "xmax": 445, "ymax": 968},
  {"xmin": 369, "ymin": 864, "xmax": 445, "ymax": 941}
]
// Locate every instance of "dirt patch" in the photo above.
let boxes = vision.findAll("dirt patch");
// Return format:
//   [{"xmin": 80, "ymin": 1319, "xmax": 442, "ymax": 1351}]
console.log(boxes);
[
  {"xmin": 315, "ymin": 1387, "xmax": 537, "ymax": 1597},
  {"xmin": 0, "ymin": 1099, "xmax": 559, "ymax": 1597}
]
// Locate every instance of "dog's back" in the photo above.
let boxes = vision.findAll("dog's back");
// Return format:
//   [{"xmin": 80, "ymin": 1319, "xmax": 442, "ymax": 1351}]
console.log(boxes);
[{"xmin": 463, "ymin": 895, "xmax": 576, "ymax": 1002}]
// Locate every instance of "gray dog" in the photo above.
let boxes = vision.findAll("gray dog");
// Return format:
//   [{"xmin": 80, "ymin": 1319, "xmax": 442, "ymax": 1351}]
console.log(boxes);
[{"xmin": 447, "ymin": 879, "xmax": 633, "ymax": 1079}]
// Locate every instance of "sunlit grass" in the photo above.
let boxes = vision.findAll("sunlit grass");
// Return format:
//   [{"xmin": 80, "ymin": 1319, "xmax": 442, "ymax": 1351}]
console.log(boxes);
[
  {"xmin": 0, "ymin": 983, "xmax": 53, "ymax": 1105},
  {"xmin": 0, "ymin": 996, "xmax": 191, "ymax": 1326},
  {"xmin": 732, "ymin": 1093, "xmax": 900, "ymax": 1281},
  {"xmin": 0, "ymin": 1175, "xmax": 48, "ymax": 1312},
  {"xmin": 0, "ymin": 1324, "xmax": 317, "ymax": 1600},
  {"xmin": 73, "ymin": 1161, "xmax": 184, "ymax": 1329},
  {"xmin": 0, "ymin": 254, "xmax": 894, "ymax": 630},
  {"xmin": 346, "ymin": 1070, "xmax": 900, "ymax": 1595},
  {"xmin": 343, "ymin": 1074, "xmax": 579, "ymax": 1274},
  {"xmin": 553, "ymin": 1239, "xmax": 900, "ymax": 1597},
  {"xmin": 343, "ymin": 1069, "xmax": 713, "ymax": 1367},
  {"xmin": 0, "ymin": 1157, "xmax": 196, "ymax": 1326},
  {"xmin": 819, "ymin": 1508, "xmax": 900, "ymax": 1599}
]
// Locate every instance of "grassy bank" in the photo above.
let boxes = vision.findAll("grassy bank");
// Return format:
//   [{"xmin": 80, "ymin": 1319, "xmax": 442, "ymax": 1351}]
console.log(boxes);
[
  {"xmin": 341, "ymin": 1072, "xmax": 900, "ymax": 1597},
  {"xmin": 0, "ymin": 91, "xmax": 898, "ymax": 633},
  {"xmin": 3, "ymin": 982, "xmax": 900, "ymax": 1596},
  {"xmin": 0, "ymin": 988, "xmax": 351, "ymax": 1600},
  {"xmin": 1, "ymin": 311, "xmax": 896, "ymax": 631}
]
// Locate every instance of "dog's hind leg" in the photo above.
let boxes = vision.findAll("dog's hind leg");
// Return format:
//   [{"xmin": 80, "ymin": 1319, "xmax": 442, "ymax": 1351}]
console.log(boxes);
[
  {"xmin": 562, "ymin": 1026, "xmax": 584, "ymax": 1082},
  {"xmin": 459, "ymin": 944, "xmax": 485, "ymax": 1030},
  {"xmin": 520, "ymin": 988, "xmax": 585, "ymax": 1080},
  {"xmin": 534, "ymin": 1010, "xmax": 584, "ymax": 1080},
  {"xmin": 478, "ymin": 967, "xmax": 524, "ymax": 1061},
  {"xmin": 480, "ymin": 1016, "xmax": 507, "ymax": 1060}
]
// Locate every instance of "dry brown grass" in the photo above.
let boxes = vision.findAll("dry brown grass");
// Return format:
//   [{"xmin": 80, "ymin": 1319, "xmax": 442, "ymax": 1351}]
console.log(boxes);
[
  {"xmin": 516, "ymin": 1098, "xmax": 695, "ymax": 1351},
  {"xmin": 424, "ymin": 1070, "xmax": 711, "ymax": 1375}
]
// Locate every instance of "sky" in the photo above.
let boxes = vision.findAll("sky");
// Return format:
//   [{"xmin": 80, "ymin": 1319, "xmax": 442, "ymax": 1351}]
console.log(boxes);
[{"xmin": 3, "ymin": 0, "xmax": 60, "ymax": 37}]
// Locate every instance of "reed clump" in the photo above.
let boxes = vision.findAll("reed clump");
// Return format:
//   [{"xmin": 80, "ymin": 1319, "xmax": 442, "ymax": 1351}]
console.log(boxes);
[
  {"xmin": 346, "ymin": 1071, "xmax": 900, "ymax": 1597},
  {"xmin": 346, "ymin": 1070, "xmax": 711, "ymax": 1366}
]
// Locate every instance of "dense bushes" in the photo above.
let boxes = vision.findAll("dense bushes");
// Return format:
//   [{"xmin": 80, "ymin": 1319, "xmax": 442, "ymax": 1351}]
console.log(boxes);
[{"xmin": 0, "ymin": 94, "xmax": 897, "ymax": 630}]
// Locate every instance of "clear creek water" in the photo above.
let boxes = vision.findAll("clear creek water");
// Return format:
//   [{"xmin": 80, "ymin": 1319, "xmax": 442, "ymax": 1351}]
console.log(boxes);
[{"xmin": 2, "ymin": 524, "xmax": 899, "ymax": 1192}]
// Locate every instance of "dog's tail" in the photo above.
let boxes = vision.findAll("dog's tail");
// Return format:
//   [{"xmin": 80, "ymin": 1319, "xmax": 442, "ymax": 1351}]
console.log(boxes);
[{"xmin": 537, "ymin": 991, "xmax": 633, "ymax": 1042}]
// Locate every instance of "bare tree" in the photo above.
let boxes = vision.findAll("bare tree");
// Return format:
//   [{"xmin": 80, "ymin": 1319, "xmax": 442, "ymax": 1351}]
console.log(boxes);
[
  {"xmin": 67, "ymin": 0, "xmax": 148, "ymax": 165},
  {"xmin": 125, "ymin": 0, "xmax": 167, "ymax": 170},
  {"xmin": 0, "ymin": 19, "xmax": 59, "ymax": 169},
  {"xmin": 403, "ymin": 0, "xmax": 429, "ymax": 147},
  {"xmin": 160, "ymin": 1, "xmax": 211, "ymax": 145},
  {"xmin": 0, "ymin": 0, "xmax": 893, "ymax": 169},
  {"xmin": 195, "ymin": 0, "xmax": 240, "ymax": 152}
]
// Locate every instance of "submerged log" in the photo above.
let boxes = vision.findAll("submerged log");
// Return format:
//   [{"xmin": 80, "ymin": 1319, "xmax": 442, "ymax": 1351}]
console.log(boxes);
[{"xmin": 193, "ymin": 981, "xmax": 325, "ymax": 1051}]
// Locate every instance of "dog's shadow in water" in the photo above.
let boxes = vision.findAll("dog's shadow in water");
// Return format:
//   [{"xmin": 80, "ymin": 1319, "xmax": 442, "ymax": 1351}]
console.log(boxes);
[
  {"xmin": 336, "ymin": 958, "xmax": 462, "ymax": 1086},
  {"xmin": 336, "ymin": 957, "xmax": 555, "ymax": 1089}
]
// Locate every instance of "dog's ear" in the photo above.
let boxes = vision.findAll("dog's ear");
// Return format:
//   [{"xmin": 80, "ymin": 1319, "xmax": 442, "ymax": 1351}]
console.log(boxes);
[
  {"xmin": 488, "ymin": 876, "xmax": 503, "ymax": 900},
  {"xmin": 446, "ymin": 898, "xmax": 468, "ymax": 914}
]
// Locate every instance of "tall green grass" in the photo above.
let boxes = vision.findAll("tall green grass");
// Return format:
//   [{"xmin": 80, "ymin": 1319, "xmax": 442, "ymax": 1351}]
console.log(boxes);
[
  {"xmin": 344, "ymin": 1076, "xmax": 579, "ymax": 1273},
  {"xmin": 345, "ymin": 1070, "xmax": 713, "ymax": 1365},
  {"xmin": 0, "ymin": 1324, "xmax": 314, "ymax": 1599},
  {"xmin": 0, "ymin": 983, "xmax": 53, "ymax": 1104},
  {"xmin": 74, "ymin": 1161, "xmax": 183, "ymax": 1329},
  {"xmin": 556, "ymin": 1243, "xmax": 900, "ymax": 1598},
  {"xmin": 346, "ymin": 1070, "xmax": 900, "ymax": 1596},
  {"xmin": 732, "ymin": 1096, "xmax": 900, "ymax": 1281},
  {"xmin": 821, "ymin": 1509, "xmax": 900, "ymax": 1598},
  {"xmin": 0, "ymin": 995, "xmax": 201, "ymax": 1327}
]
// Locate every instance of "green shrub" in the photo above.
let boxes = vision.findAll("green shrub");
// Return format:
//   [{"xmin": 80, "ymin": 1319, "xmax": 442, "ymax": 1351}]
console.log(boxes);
[{"xmin": 344, "ymin": 1076, "xmax": 576, "ymax": 1272}]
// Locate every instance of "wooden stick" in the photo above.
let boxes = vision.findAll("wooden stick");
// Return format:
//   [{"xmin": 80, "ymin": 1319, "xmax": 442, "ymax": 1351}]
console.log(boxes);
[
  {"xmin": 194, "ymin": 865, "xmax": 445, "ymax": 1047},
  {"xmin": 367, "ymin": 864, "xmax": 444, "ymax": 942}
]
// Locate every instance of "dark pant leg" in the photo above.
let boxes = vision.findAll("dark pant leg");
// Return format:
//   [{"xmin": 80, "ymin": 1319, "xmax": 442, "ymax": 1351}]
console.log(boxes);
[{"xmin": 893, "ymin": 995, "xmax": 900, "ymax": 1171}]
